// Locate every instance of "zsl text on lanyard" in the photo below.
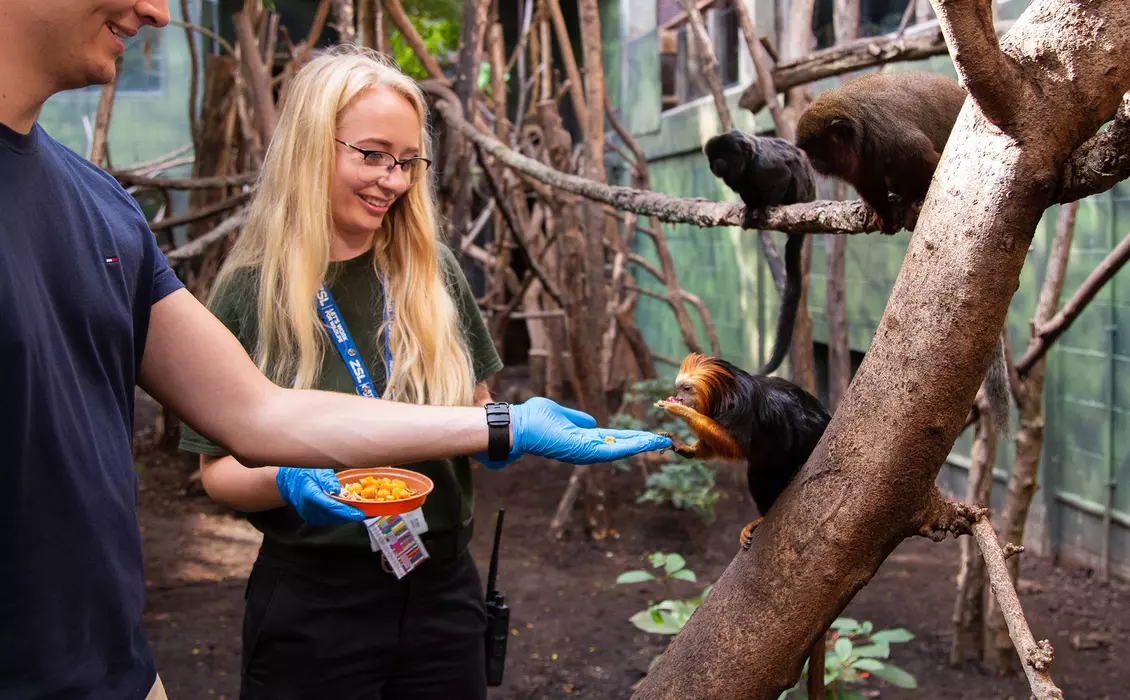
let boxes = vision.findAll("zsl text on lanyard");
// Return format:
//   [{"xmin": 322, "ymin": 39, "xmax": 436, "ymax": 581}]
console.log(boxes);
[{"xmin": 313, "ymin": 275, "xmax": 429, "ymax": 578}]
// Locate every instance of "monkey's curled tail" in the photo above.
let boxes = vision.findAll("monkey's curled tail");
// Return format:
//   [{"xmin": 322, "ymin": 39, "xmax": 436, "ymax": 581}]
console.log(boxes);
[
  {"xmin": 982, "ymin": 332, "xmax": 1011, "ymax": 436},
  {"xmin": 757, "ymin": 234, "xmax": 804, "ymax": 377}
]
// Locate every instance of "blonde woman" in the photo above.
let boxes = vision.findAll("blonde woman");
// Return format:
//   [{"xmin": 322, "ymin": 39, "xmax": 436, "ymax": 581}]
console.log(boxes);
[{"xmin": 177, "ymin": 45, "xmax": 668, "ymax": 698}]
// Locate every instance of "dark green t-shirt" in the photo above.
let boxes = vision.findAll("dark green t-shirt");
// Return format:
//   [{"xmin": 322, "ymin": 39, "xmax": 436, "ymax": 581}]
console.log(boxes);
[{"xmin": 178, "ymin": 244, "xmax": 503, "ymax": 549}]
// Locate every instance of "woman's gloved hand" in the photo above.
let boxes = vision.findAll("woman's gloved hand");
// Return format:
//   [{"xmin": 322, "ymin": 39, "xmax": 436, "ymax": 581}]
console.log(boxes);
[
  {"xmin": 276, "ymin": 467, "xmax": 367, "ymax": 526},
  {"xmin": 476, "ymin": 397, "xmax": 672, "ymax": 469}
]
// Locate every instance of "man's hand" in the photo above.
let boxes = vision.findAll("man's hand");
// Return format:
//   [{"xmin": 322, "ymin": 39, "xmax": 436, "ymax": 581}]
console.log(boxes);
[
  {"xmin": 476, "ymin": 397, "xmax": 672, "ymax": 469},
  {"xmin": 275, "ymin": 467, "xmax": 367, "ymax": 526}
]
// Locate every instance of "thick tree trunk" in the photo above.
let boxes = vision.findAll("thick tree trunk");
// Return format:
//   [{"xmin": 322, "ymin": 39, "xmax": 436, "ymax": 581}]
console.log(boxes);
[
  {"xmin": 949, "ymin": 392, "xmax": 996, "ymax": 666},
  {"xmin": 629, "ymin": 4, "xmax": 1130, "ymax": 698},
  {"xmin": 984, "ymin": 200, "xmax": 1079, "ymax": 673}
]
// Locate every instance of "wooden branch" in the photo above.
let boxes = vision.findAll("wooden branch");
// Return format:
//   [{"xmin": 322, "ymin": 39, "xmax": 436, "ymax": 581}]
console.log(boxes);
[
  {"xmin": 108, "ymin": 170, "xmax": 258, "ymax": 189},
  {"xmin": 679, "ymin": 0, "xmax": 734, "ymax": 132},
  {"xmin": 295, "ymin": 0, "xmax": 331, "ymax": 67},
  {"xmin": 1015, "ymin": 228, "xmax": 1130, "ymax": 376},
  {"xmin": 89, "ymin": 56, "xmax": 121, "ymax": 166},
  {"xmin": 168, "ymin": 19, "xmax": 236, "ymax": 55},
  {"xmin": 165, "ymin": 209, "xmax": 249, "ymax": 263},
  {"xmin": 234, "ymin": 10, "xmax": 277, "ymax": 145},
  {"xmin": 970, "ymin": 516, "xmax": 1064, "ymax": 699},
  {"xmin": 149, "ymin": 191, "xmax": 252, "ymax": 232},
  {"xmin": 544, "ymin": 0, "xmax": 589, "ymax": 135},
  {"xmin": 473, "ymin": 143, "xmax": 567, "ymax": 308},
  {"xmin": 180, "ymin": 0, "xmax": 200, "ymax": 150},
  {"xmin": 737, "ymin": 19, "xmax": 1014, "ymax": 113},
  {"xmin": 931, "ymin": 0, "xmax": 1024, "ymax": 130},
  {"xmin": 731, "ymin": 0, "xmax": 790, "ymax": 139},
  {"xmin": 1054, "ymin": 91, "xmax": 1130, "ymax": 204},
  {"xmin": 426, "ymin": 87, "xmax": 886, "ymax": 234},
  {"xmin": 382, "ymin": 0, "xmax": 448, "ymax": 82}
]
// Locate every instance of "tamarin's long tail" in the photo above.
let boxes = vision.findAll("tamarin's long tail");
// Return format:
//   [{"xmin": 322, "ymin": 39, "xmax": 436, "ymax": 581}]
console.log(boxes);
[
  {"xmin": 757, "ymin": 233, "xmax": 804, "ymax": 376},
  {"xmin": 983, "ymin": 331, "xmax": 1012, "ymax": 436}
]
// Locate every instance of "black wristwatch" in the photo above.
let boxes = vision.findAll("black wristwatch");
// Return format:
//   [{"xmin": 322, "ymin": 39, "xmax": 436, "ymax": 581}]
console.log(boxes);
[{"xmin": 484, "ymin": 402, "xmax": 511, "ymax": 461}]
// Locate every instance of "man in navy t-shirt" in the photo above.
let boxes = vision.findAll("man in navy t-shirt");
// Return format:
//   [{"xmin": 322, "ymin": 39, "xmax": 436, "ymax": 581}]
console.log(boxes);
[{"xmin": 0, "ymin": 2, "xmax": 672, "ymax": 698}]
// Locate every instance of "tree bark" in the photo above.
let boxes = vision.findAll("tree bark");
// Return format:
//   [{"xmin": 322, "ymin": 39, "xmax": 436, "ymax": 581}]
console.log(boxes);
[
  {"xmin": 949, "ymin": 390, "xmax": 996, "ymax": 666},
  {"xmin": 984, "ymin": 199, "xmax": 1079, "ymax": 673},
  {"xmin": 629, "ymin": 4, "xmax": 1130, "ymax": 698}
]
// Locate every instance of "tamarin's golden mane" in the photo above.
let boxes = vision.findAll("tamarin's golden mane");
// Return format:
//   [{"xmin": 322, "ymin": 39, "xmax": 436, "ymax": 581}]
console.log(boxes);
[{"xmin": 677, "ymin": 352, "xmax": 739, "ymax": 417}]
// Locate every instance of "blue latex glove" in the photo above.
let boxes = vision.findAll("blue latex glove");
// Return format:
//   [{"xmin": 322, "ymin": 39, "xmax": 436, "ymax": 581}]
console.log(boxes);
[
  {"xmin": 476, "ymin": 397, "xmax": 672, "ymax": 469},
  {"xmin": 275, "ymin": 467, "xmax": 367, "ymax": 526}
]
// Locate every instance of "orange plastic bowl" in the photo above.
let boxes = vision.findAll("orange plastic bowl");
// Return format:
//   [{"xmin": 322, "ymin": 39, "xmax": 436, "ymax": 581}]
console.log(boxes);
[{"xmin": 327, "ymin": 466, "xmax": 434, "ymax": 517}]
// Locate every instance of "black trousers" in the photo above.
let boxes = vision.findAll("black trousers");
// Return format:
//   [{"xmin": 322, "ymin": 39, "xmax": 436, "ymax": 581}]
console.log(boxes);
[{"xmin": 239, "ymin": 534, "xmax": 487, "ymax": 700}]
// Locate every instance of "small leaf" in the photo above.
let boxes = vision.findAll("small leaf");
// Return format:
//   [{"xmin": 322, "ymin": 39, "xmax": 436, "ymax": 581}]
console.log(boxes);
[
  {"xmin": 834, "ymin": 637, "xmax": 853, "ymax": 661},
  {"xmin": 261, "ymin": 0, "xmax": 276, "ymax": 10},
  {"xmin": 866, "ymin": 662, "xmax": 917, "ymax": 688},
  {"xmin": 616, "ymin": 570, "xmax": 655, "ymax": 584},
  {"xmin": 870, "ymin": 628, "xmax": 915, "ymax": 644},
  {"xmin": 671, "ymin": 568, "xmax": 697, "ymax": 582},
  {"xmin": 830, "ymin": 617, "xmax": 860, "ymax": 632},
  {"xmin": 851, "ymin": 658, "xmax": 886, "ymax": 673},
  {"xmin": 852, "ymin": 641, "xmax": 890, "ymax": 659},
  {"xmin": 859, "ymin": 620, "xmax": 873, "ymax": 636},
  {"xmin": 664, "ymin": 553, "xmax": 686, "ymax": 575},
  {"xmin": 832, "ymin": 690, "xmax": 872, "ymax": 700}
]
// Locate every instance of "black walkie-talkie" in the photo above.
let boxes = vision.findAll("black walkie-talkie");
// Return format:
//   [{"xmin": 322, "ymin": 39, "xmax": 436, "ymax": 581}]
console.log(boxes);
[{"xmin": 484, "ymin": 508, "xmax": 509, "ymax": 686}]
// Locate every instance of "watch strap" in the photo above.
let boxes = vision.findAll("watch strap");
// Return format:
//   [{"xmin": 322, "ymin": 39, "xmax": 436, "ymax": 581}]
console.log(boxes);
[{"xmin": 484, "ymin": 402, "xmax": 511, "ymax": 461}]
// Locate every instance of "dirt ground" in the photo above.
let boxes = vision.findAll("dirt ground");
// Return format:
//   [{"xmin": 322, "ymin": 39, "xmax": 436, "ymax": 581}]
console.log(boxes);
[{"xmin": 136, "ymin": 398, "xmax": 1129, "ymax": 700}]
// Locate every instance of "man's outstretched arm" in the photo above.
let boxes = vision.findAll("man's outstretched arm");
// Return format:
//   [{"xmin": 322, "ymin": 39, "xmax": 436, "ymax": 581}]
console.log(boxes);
[
  {"xmin": 138, "ymin": 288, "xmax": 671, "ymax": 469},
  {"xmin": 138, "ymin": 288, "xmax": 496, "ymax": 469}
]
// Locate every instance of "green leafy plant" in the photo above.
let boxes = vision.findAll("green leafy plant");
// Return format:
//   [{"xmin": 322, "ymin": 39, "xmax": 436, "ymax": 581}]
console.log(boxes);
[
  {"xmin": 637, "ymin": 461, "xmax": 720, "ymax": 524},
  {"xmin": 616, "ymin": 554, "xmax": 917, "ymax": 696},
  {"xmin": 779, "ymin": 618, "xmax": 917, "ymax": 698},
  {"xmin": 615, "ymin": 552, "xmax": 712, "ymax": 636}
]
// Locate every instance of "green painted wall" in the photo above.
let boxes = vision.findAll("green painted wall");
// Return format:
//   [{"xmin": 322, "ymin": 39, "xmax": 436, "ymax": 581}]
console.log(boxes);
[{"xmin": 604, "ymin": 0, "xmax": 1130, "ymax": 578}]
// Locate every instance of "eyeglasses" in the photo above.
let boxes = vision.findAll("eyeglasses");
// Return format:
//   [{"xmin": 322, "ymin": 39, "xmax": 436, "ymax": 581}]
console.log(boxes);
[{"xmin": 335, "ymin": 138, "xmax": 432, "ymax": 184}]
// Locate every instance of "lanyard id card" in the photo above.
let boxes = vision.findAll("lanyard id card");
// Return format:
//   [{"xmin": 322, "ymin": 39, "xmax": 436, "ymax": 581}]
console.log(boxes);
[{"xmin": 315, "ymin": 277, "xmax": 429, "ymax": 578}]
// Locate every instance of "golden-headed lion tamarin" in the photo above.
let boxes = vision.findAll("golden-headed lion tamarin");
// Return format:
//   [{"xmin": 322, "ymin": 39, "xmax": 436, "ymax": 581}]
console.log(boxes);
[{"xmin": 655, "ymin": 352, "xmax": 831, "ymax": 547}]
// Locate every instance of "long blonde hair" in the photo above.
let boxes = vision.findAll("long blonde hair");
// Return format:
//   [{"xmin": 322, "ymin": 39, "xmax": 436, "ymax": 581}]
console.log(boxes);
[{"xmin": 212, "ymin": 44, "xmax": 476, "ymax": 407}]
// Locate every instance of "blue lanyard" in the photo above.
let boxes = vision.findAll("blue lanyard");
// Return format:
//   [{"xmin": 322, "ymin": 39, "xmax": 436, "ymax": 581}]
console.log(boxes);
[{"xmin": 314, "ymin": 272, "xmax": 393, "ymax": 398}]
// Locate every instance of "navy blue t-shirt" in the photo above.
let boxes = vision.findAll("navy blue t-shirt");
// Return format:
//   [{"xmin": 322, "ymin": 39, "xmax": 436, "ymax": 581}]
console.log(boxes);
[{"xmin": 0, "ymin": 122, "xmax": 184, "ymax": 698}]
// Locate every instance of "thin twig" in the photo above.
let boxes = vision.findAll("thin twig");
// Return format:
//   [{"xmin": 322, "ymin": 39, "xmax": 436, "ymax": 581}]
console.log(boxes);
[
  {"xmin": 165, "ymin": 209, "xmax": 249, "ymax": 262},
  {"xmin": 971, "ymin": 518, "xmax": 1063, "ymax": 699},
  {"xmin": 1015, "ymin": 228, "xmax": 1130, "ymax": 376},
  {"xmin": 679, "ymin": 0, "xmax": 733, "ymax": 132},
  {"xmin": 168, "ymin": 18, "xmax": 236, "ymax": 55},
  {"xmin": 108, "ymin": 170, "xmax": 258, "ymax": 189},
  {"xmin": 149, "ymin": 192, "xmax": 252, "ymax": 232},
  {"xmin": 382, "ymin": 0, "xmax": 449, "ymax": 81}
]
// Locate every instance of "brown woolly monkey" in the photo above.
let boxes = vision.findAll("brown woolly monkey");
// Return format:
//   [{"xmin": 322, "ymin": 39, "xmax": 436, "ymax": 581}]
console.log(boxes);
[
  {"xmin": 794, "ymin": 70, "xmax": 1011, "ymax": 435},
  {"xmin": 702, "ymin": 130, "xmax": 817, "ymax": 376},
  {"xmin": 654, "ymin": 352, "xmax": 830, "ymax": 548},
  {"xmin": 795, "ymin": 70, "xmax": 966, "ymax": 235}
]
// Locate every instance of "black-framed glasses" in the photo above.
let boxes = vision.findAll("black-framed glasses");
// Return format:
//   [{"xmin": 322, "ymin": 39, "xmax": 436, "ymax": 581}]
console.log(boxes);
[{"xmin": 335, "ymin": 138, "xmax": 432, "ymax": 183}]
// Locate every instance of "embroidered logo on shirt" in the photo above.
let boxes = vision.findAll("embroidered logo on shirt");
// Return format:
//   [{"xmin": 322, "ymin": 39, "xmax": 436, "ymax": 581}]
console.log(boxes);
[{"xmin": 104, "ymin": 256, "xmax": 119, "ymax": 264}]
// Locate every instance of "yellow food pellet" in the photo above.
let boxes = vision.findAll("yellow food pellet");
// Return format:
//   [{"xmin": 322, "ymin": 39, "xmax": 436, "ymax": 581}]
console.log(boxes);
[{"xmin": 604, "ymin": 436, "xmax": 616, "ymax": 443}]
